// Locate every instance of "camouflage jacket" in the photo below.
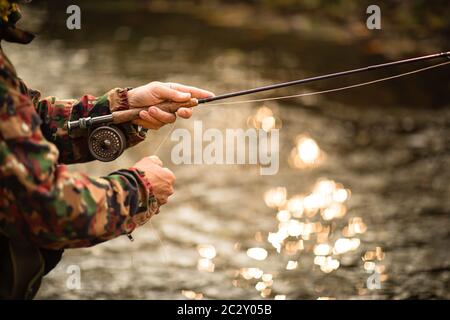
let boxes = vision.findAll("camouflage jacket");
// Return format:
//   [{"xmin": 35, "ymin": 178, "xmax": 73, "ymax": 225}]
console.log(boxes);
[{"xmin": 0, "ymin": 49, "xmax": 159, "ymax": 250}]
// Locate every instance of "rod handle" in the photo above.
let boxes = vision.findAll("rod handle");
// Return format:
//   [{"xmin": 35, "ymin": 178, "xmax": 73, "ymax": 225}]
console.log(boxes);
[{"xmin": 111, "ymin": 98, "xmax": 199, "ymax": 124}]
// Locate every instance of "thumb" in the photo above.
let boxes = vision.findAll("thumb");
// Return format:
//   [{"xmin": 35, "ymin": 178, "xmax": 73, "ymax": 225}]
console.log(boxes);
[{"xmin": 154, "ymin": 84, "xmax": 192, "ymax": 102}]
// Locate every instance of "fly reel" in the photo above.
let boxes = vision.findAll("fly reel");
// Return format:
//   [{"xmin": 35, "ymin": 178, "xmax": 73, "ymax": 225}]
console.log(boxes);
[
  {"xmin": 88, "ymin": 125, "xmax": 127, "ymax": 162},
  {"xmin": 65, "ymin": 98, "xmax": 199, "ymax": 162}
]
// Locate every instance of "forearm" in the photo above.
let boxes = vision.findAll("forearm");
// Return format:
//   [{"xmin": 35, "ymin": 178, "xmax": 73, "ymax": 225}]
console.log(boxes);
[
  {"xmin": 14, "ymin": 167, "xmax": 155, "ymax": 249},
  {"xmin": 0, "ymin": 126, "xmax": 156, "ymax": 249},
  {"xmin": 0, "ymin": 76, "xmax": 156, "ymax": 249},
  {"xmin": 35, "ymin": 88, "xmax": 146, "ymax": 164}
]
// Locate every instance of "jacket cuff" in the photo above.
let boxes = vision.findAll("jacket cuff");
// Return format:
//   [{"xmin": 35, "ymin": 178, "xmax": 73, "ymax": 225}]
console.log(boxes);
[
  {"xmin": 107, "ymin": 87, "xmax": 148, "ymax": 147},
  {"xmin": 128, "ymin": 167, "xmax": 160, "ymax": 215},
  {"xmin": 107, "ymin": 87, "xmax": 133, "ymax": 112}
]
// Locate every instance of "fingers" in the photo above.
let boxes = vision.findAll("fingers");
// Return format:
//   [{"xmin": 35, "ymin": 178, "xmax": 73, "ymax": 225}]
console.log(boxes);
[
  {"xmin": 152, "ymin": 82, "xmax": 192, "ymax": 102},
  {"xmin": 163, "ymin": 167, "xmax": 176, "ymax": 182},
  {"xmin": 176, "ymin": 107, "xmax": 193, "ymax": 119},
  {"xmin": 148, "ymin": 106, "xmax": 177, "ymax": 123},
  {"xmin": 167, "ymin": 82, "xmax": 215, "ymax": 99},
  {"xmin": 155, "ymin": 168, "xmax": 175, "ymax": 205},
  {"xmin": 137, "ymin": 106, "xmax": 177, "ymax": 130},
  {"xmin": 136, "ymin": 111, "xmax": 165, "ymax": 129},
  {"xmin": 148, "ymin": 155, "xmax": 163, "ymax": 166},
  {"xmin": 132, "ymin": 155, "xmax": 176, "ymax": 207},
  {"xmin": 132, "ymin": 81, "xmax": 212, "ymax": 129},
  {"xmin": 136, "ymin": 106, "xmax": 192, "ymax": 128}
]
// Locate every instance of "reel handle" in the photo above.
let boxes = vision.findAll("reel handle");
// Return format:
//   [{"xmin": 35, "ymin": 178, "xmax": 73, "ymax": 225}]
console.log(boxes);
[{"xmin": 111, "ymin": 98, "xmax": 199, "ymax": 124}]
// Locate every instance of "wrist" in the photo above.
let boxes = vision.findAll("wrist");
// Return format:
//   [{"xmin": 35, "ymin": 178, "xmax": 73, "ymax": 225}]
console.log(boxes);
[
  {"xmin": 129, "ymin": 167, "xmax": 160, "ymax": 215},
  {"xmin": 126, "ymin": 88, "xmax": 137, "ymax": 108},
  {"xmin": 130, "ymin": 167, "xmax": 151, "ymax": 203}
]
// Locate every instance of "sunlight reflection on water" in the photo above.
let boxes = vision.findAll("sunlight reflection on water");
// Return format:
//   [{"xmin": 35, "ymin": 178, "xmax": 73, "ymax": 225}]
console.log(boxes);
[{"xmin": 216, "ymin": 106, "xmax": 387, "ymax": 299}]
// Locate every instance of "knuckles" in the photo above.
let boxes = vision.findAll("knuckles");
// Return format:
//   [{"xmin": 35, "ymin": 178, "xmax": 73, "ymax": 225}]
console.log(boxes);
[
  {"xmin": 158, "ymin": 198, "xmax": 168, "ymax": 205},
  {"xmin": 164, "ymin": 169, "xmax": 176, "ymax": 182},
  {"xmin": 149, "ymin": 81, "xmax": 163, "ymax": 87}
]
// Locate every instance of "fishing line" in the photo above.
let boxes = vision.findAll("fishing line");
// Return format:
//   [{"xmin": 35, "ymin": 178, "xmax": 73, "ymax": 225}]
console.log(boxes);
[
  {"xmin": 129, "ymin": 58, "xmax": 450, "ymax": 296},
  {"xmin": 152, "ymin": 121, "xmax": 177, "ymax": 155},
  {"xmin": 148, "ymin": 219, "xmax": 173, "ymax": 280},
  {"xmin": 204, "ymin": 61, "xmax": 450, "ymax": 106},
  {"xmin": 144, "ymin": 122, "xmax": 177, "ymax": 294}
]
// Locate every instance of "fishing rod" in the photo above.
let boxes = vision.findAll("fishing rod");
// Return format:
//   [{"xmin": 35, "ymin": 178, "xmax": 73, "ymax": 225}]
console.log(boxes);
[
  {"xmin": 67, "ymin": 51, "xmax": 450, "ymax": 162},
  {"xmin": 198, "ymin": 51, "xmax": 450, "ymax": 103}
]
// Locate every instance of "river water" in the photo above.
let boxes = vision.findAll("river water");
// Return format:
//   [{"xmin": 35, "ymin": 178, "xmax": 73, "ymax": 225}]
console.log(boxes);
[{"xmin": 5, "ymin": 3, "xmax": 449, "ymax": 299}]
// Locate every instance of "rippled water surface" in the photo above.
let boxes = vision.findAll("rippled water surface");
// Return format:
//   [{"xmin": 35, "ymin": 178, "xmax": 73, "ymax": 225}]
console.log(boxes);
[{"xmin": 6, "ymin": 3, "xmax": 449, "ymax": 299}]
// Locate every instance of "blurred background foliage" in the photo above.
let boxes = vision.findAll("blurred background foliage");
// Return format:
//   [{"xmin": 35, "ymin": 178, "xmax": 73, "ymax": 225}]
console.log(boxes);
[{"xmin": 34, "ymin": 0, "xmax": 450, "ymax": 41}]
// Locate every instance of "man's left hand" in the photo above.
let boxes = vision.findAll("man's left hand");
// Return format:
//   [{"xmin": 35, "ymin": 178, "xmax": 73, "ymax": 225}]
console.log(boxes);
[{"xmin": 127, "ymin": 82, "xmax": 214, "ymax": 129}]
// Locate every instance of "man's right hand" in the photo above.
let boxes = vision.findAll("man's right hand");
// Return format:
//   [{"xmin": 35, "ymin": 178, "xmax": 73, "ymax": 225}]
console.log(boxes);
[{"xmin": 132, "ymin": 156, "xmax": 175, "ymax": 205}]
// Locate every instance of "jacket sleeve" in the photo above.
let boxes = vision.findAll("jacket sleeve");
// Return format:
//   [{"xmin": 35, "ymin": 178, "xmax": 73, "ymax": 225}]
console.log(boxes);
[
  {"xmin": 24, "ymin": 83, "xmax": 147, "ymax": 164},
  {"xmin": 0, "ymin": 68, "xmax": 158, "ymax": 250}
]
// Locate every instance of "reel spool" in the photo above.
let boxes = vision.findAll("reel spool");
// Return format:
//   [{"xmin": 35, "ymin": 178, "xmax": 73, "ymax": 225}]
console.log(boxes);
[
  {"xmin": 67, "ymin": 99, "xmax": 199, "ymax": 162},
  {"xmin": 88, "ymin": 125, "xmax": 126, "ymax": 162}
]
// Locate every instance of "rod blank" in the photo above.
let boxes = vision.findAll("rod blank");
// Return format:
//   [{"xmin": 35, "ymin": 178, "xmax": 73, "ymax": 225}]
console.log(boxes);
[{"xmin": 198, "ymin": 51, "xmax": 450, "ymax": 104}]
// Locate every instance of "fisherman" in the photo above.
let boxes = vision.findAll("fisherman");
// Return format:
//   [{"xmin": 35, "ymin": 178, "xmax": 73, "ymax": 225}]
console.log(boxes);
[{"xmin": 0, "ymin": 1, "xmax": 213, "ymax": 299}]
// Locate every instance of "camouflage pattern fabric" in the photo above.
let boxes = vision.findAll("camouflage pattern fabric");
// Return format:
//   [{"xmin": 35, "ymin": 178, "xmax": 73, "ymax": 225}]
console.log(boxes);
[{"xmin": 0, "ymin": 47, "xmax": 160, "ymax": 250}]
